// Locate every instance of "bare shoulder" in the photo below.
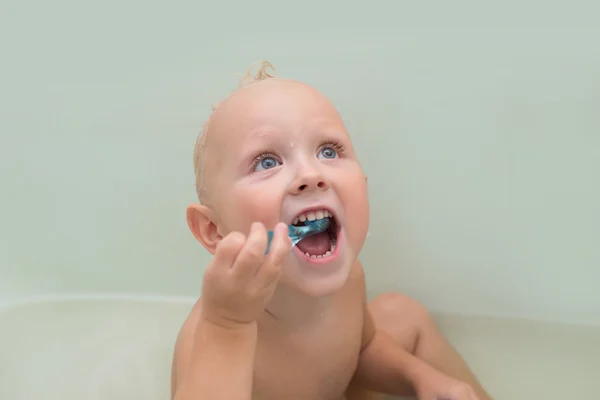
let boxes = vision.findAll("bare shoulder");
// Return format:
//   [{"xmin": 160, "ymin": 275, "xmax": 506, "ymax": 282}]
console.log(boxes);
[{"xmin": 170, "ymin": 298, "xmax": 203, "ymax": 399}]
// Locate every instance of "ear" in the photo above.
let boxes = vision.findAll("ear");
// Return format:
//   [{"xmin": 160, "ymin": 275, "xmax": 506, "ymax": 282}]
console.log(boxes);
[{"xmin": 186, "ymin": 204, "xmax": 222, "ymax": 255}]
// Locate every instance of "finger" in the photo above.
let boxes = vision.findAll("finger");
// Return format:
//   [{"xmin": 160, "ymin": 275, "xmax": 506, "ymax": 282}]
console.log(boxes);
[
  {"xmin": 212, "ymin": 231, "xmax": 246, "ymax": 271},
  {"xmin": 257, "ymin": 222, "xmax": 290, "ymax": 285},
  {"xmin": 232, "ymin": 222, "xmax": 267, "ymax": 279},
  {"xmin": 464, "ymin": 385, "xmax": 478, "ymax": 400},
  {"xmin": 266, "ymin": 222, "xmax": 291, "ymax": 266}
]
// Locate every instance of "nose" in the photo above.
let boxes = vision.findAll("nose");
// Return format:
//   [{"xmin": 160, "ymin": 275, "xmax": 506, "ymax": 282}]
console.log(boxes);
[{"xmin": 288, "ymin": 165, "xmax": 330, "ymax": 195}]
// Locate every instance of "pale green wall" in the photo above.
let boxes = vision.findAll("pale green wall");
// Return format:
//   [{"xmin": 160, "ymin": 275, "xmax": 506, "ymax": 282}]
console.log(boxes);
[{"xmin": 1, "ymin": 1, "xmax": 598, "ymax": 326}]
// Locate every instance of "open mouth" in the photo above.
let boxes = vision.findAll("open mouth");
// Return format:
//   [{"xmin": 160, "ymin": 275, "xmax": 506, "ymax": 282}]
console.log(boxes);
[{"xmin": 291, "ymin": 209, "xmax": 339, "ymax": 259}]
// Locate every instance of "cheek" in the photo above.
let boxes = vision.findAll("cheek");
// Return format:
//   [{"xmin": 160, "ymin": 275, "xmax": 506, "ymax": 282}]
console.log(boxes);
[
  {"xmin": 339, "ymin": 170, "xmax": 370, "ymax": 234},
  {"xmin": 227, "ymin": 184, "xmax": 284, "ymax": 231},
  {"xmin": 350, "ymin": 182, "xmax": 370, "ymax": 227},
  {"xmin": 338, "ymin": 166, "xmax": 369, "ymax": 205}
]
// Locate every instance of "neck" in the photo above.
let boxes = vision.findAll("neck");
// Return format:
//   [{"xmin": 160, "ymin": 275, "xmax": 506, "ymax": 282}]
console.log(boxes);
[{"xmin": 263, "ymin": 283, "xmax": 333, "ymax": 329}]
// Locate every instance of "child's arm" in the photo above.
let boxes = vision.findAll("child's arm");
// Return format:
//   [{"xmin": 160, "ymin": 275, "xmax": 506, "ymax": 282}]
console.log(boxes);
[
  {"xmin": 354, "ymin": 307, "xmax": 484, "ymax": 400},
  {"xmin": 171, "ymin": 222, "xmax": 291, "ymax": 400},
  {"xmin": 171, "ymin": 307, "xmax": 257, "ymax": 400},
  {"xmin": 351, "ymin": 301, "xmax": 430, "ymax": 393},
  {"xmin": 351, "ymin": 264, "xmax": 488, "ymax": 400}
]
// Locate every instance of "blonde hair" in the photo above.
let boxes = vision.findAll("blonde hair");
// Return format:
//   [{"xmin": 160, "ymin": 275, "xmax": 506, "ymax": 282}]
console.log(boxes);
[{"xmin": 193, "ymin": 60, "xmax": 278, "ymax": 202}]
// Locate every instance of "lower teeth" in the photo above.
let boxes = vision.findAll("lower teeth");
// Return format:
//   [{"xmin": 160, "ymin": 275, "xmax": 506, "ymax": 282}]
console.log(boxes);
[{"xmin": 304, "ymin": 243, "xmax": 336, "ymax": 259}]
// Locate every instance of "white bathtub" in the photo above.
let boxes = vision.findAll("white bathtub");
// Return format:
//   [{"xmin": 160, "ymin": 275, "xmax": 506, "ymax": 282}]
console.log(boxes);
[{"xmin": 1, "ymin": 295, "xmax": 598, "ymax": 399}]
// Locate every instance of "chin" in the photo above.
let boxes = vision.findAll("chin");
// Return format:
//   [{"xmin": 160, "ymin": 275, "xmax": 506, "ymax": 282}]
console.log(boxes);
[{"xmin": 282, "ymin": 266, "xmax": 352, "ymax": 298}]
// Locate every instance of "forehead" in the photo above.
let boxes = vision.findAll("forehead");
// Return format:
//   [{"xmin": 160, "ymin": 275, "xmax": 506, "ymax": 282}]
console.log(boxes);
[{"xmin": 210, "ymin": 79, "xmax": 345, "ymax": 146}]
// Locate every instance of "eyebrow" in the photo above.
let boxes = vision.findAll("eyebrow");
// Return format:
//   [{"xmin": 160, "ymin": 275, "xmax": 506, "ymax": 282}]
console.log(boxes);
[
  {"xmin": 237, "ymin": 128, "xmax": 283, "ymax": 166},
  {"xmin": 236, "ymin": 121, "xmax": 347, "ymax": 164}
]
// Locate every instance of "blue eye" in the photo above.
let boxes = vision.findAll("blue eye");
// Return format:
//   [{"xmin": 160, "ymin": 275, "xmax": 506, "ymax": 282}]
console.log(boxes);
[
  {"xmin": 318, "ymin": 146, "xmax": 338, "ymax": 159},
  {"xmin": 254, "ymin": 156, "xmax": 281, "ymax": 171}
]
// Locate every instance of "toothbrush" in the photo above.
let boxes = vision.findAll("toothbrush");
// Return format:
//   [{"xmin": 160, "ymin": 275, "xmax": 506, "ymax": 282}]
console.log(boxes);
[{"xmin": 265, "ymin": 219, "xmax": 330, "ymax": 254}]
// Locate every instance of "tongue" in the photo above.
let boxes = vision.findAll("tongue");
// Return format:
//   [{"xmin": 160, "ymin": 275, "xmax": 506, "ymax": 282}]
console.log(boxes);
[{"xmin": 296, "ymin": 232, "xmax": 330, "ymax": 255}]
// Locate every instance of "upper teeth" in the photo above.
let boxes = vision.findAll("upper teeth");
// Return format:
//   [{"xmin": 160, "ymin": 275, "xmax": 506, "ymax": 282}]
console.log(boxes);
[{"xmin": 293, "ymin": 209, "xmax": 332, "ymax": 225}]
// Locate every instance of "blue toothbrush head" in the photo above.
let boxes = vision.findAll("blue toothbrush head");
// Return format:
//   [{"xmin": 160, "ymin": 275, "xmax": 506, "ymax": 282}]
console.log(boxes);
[
  {"xmin": 288, "ymin": 218, "xmax": 330, "ymax": 245},
  {"xmin": 265, "ymin": 218, "xmax": 331, "ymax": 254},
  {"xmin": 304, "ymin": 218, "xmax": 330, "ymax": 232}
]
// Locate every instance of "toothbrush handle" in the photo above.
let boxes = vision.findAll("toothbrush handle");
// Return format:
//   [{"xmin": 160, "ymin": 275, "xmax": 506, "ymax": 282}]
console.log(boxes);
[{"xmin": 265, "ymin": 228, "xmax": 297, "ymax": 254}]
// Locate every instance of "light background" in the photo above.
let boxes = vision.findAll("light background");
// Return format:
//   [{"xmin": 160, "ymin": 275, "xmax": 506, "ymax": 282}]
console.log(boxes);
[{"xmin": 1, "ymin": 0, "xmax": 598, "ymax": 326}]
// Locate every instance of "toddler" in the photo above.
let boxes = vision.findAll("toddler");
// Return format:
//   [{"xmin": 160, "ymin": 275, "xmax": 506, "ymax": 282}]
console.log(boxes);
[{"xmin": 170, "ymin": 61, "xmax": 492, "ymax": 400}]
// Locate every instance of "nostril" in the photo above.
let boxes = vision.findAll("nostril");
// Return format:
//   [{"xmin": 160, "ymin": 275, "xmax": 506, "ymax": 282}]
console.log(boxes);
[
  {"xmin": 298, "ymin": 184, "xmax": 307, "ymax": 191},
  {"xmin": 317, "ymin": 181, "xmax": 325, "ymax": 188}
]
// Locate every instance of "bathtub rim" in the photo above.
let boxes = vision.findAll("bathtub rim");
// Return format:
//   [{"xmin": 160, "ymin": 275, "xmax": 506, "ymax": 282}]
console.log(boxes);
[
  {"xmin": 0, "ymin": 293, "xmax": 198, "ymax": 311},
  {"xmin": 1, "ymin": 293, "xmax": 599, "ymax": 329}
]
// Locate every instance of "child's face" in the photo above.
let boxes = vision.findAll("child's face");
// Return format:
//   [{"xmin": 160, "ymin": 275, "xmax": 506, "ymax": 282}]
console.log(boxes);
[{"xmin": 202, "ymin": 79, "xmax": 369, "ymax": 296}]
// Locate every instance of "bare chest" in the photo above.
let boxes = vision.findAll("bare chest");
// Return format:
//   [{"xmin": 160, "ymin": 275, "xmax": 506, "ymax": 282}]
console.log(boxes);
[{"xmin": 252, "ymin": 312, "xmax": 363, "ymax": 400}]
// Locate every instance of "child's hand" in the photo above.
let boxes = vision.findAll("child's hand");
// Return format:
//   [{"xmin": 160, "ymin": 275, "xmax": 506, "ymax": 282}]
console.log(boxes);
[
  {"xmin": 415, "ymin": 367, "xmax": 480, "ymax": 400},
  {"xmin": 200, "ymin": 221, "xmax": 291, "ymax": 330}
]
